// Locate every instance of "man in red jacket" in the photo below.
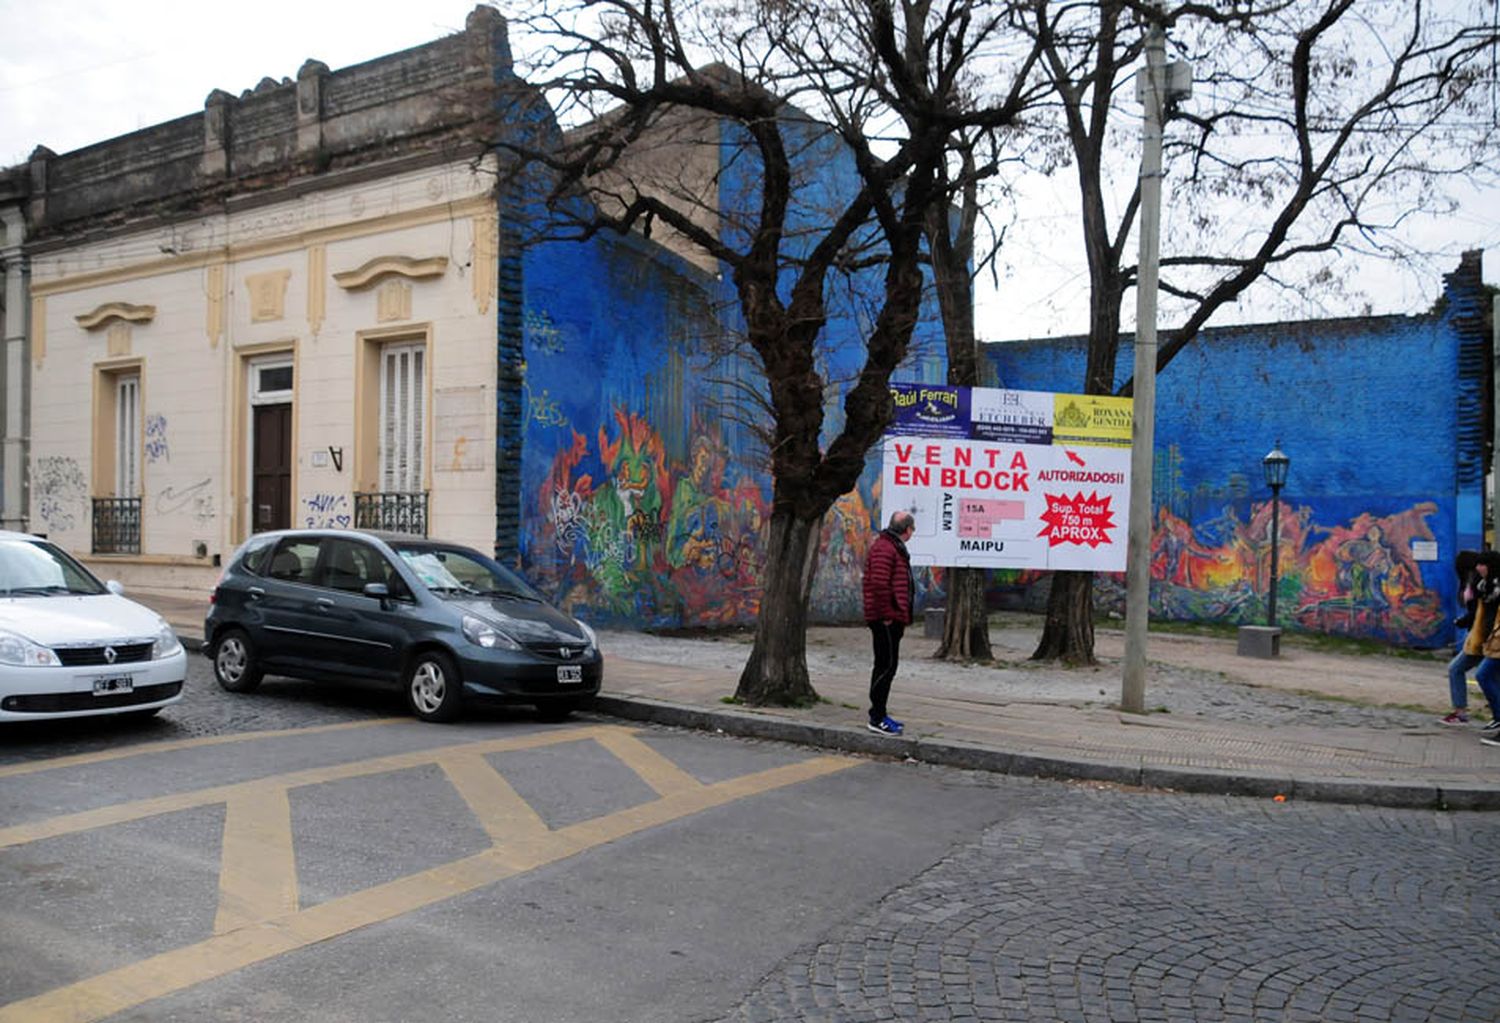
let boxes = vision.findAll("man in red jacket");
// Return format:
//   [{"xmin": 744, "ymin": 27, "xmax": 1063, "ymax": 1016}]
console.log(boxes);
[{"xmin": 863, "ymin": 510, "xmax": 915, "ymax": 735}]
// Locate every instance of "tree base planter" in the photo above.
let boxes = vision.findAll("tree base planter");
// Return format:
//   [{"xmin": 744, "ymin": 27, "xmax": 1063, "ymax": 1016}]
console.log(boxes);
[{"xmin": 1237, "ymin": 625, "xmax": 1282, "ymax": 659}]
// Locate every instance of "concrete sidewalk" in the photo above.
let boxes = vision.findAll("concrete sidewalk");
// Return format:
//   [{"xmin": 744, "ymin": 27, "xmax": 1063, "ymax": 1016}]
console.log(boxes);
[{"xmin": 142, "ymin": 589, "xmax": 1499, "ymax": 810}]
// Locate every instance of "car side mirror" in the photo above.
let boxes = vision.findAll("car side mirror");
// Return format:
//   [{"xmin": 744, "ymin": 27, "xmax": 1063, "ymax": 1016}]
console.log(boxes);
[
  {"xmin": 362, "ymin": 582, "xmax": 392, "ymax": 609},
  {"xmin": 105, "ymin": 580, "xmax": 126, "ymax": 596}
]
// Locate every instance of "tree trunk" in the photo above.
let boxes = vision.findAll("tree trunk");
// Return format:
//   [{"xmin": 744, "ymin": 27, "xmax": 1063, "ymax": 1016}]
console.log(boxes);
[
  {"xmin": 935, "ymin": 565, "xmax": 993, "ymax": 661},
  {"xmin": 735, "ymin": 509, "xmax": 824, "ymax": 706},
  {"xmin": 1031, "ymin": 570, "xmax": 1097, "ymax": 666},
  {"xmin": 925, "ymin": 153, "xmax": 992, "ymax": 664}
]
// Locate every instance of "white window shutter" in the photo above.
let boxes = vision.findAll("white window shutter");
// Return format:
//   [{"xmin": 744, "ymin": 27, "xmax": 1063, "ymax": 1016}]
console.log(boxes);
[
  {"xmin": 116, "ymin": 376, "xmax": 139, "ymax": 497},
  {"xmin": 378, "ymin": 345, "xmax": 425, "ymax": 492}
]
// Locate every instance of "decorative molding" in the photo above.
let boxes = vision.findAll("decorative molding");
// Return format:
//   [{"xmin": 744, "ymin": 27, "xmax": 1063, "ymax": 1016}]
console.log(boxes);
[
  {"xmin": 333, "ymin": 255, "xmax": 449, "ymax": 291},
  {"xmin": 206, "ymin": 264, "xmax": 226, "ymax": 348},
  {"xmin": 307, "ymin": 245, "xmax": 326, "ymax": 336},
  {"xmin": 75, "ymin": 301, "xmax": 156, "ymax": 331},
  {"xmin": 31, "ymin": 194, "xmax": 491, "ymax": 298},
  {"xmin": 472, "ymin": 213, "xmax": 498, "ymax": 315},
  {"xmin": 106, "ymin": 323, "xmax": 132, "ymax": 357},
  {"xmin": 31, "ymin": 296, "xmax": 45, "ymax": 368},
  {"xmin": 376, "ymin": 280, "xmax": 412, "ymax": 323},
  {"xmin": 246, "ymin": 269, "xmax": 292, "ymax": 323}
]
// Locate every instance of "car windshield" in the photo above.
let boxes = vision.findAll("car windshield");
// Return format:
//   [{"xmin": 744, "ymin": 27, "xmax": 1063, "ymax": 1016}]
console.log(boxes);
[
  {"xmin": 394, "ymin": 544, "xmax": 542, "ymax": 601},
  {"xmin": 0, "ymin": 539, "xmax": 106, "ymax": 596}
]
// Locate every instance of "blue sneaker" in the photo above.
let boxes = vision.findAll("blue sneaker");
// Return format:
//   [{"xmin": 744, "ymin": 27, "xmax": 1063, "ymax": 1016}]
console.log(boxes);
[{"xmin": 867, "ymin": 716, "xmax": 904, "ymax": 736}]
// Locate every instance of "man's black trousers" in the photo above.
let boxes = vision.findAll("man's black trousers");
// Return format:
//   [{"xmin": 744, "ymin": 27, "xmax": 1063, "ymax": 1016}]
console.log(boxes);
[{"xmin": 867, "ymin": 620, "xmax": 905, "ymax": 723}]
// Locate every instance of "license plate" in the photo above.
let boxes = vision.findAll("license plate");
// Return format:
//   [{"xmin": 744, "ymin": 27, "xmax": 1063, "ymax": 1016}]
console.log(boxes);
[
  {"xmin": 557, "ymin": 665, "xmax": 583, "ymax": 684},
  {"xmin": 93, "ymin": 675, "xmax": 134, "ymax": 695}
]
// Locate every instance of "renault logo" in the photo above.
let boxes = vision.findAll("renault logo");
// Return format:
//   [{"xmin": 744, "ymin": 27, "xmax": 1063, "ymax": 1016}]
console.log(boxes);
[{"xmin": 104, "ymin": 646, "xmax": 118, "ymax": 664}]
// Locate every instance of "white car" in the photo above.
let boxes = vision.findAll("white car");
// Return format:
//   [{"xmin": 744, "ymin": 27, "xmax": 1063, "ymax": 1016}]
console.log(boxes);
[{"xmin": 0, "ymin": 531, "xmax": 186, "ymax": 721}]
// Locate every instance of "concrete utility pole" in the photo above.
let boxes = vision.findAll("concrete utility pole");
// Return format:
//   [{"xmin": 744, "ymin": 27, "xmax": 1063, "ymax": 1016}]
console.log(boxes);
[{"xmin": 1122, "ymin": 11, "xmax": 1190, "ymax": 714}]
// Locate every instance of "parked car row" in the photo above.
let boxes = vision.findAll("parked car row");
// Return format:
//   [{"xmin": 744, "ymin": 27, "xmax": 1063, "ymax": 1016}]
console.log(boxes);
[
  {"xmin": 205, "ymin": 529, "xmax": 603, "ymax": 722},
  {"xmin": 0, "ymin": 528, "xmax": 602, "ymax": 726}
]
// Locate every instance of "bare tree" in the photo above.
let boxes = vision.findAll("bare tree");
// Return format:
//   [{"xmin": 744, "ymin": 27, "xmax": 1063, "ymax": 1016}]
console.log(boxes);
[
  {"xmin": 498, "ymin": 0, "xmax": 1044, "ymax": 703},
  {"xmin": 926, "ymin": 136, "xmax": 1008, "ymax": 662},
  {"xmin": 1022, "ymin": 0, "xmax": 1500, "ymax": 664}
]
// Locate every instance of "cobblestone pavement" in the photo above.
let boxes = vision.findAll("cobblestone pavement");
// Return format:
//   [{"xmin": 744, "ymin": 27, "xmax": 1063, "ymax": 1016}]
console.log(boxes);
[{"xmin": 718, "ymin": 782, "xmax": 1500, "ymax": 1023}]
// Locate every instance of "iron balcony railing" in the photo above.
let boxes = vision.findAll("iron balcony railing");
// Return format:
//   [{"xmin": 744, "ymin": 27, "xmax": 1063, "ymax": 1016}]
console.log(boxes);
[
  {"xmin": 354, "ymin": 491, "xmax": 428, "ymax": 537},
  {"xmin": 92, "ymin": 497, "xmax": 141, "ymax": 554}
]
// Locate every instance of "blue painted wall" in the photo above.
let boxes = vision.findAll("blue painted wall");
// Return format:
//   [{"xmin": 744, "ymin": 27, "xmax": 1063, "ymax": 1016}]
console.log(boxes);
[
  {"xmin": 985, "ymin": 255, "xmax": 1489, "ymax": 646},
  {"xmin": 512, "ymin": 116, "xmax": 947, "ymax": 629}
]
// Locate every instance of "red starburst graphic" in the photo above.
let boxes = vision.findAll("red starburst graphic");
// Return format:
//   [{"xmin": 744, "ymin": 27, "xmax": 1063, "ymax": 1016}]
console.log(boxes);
[{"xmin": 1037, "ymin": 491, "xmax": 1116, "ymax": 548}]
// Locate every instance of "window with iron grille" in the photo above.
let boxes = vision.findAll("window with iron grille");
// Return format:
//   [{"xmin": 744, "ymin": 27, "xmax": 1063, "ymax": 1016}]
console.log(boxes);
[{"xmin": 93, "ymin": 374, "xmax": 142, "ymax": 554}]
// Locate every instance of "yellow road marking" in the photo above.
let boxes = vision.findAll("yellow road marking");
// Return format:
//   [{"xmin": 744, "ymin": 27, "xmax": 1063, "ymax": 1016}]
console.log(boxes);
[
  {"xmin": 438, "ymin": 753, "xmax": 550, "ymax": 845},
  {"xmin": 591, "ymin": 726, "xmax": 708, "ymax": 798},
  {"xmin": 214, "ymin": 784, "xmax": 298, "ymax": 934},
  {"xmin": 0, "ymin": 728, "xmax": 596, "ymax": 851},
  {"xmin": 0, "ymin": 747, "xmax": 855, "ymax": 1023},
  {"xmin": 593, "ymin": 729, "xmax": 707, "ymax": 797},
  {"xmin": 0, "ymin": 718, "xmax": 404, "ymax": 780}
]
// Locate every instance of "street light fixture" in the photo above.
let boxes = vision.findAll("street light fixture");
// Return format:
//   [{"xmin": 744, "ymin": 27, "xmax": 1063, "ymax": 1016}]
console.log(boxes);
[{"xmin": 1262, "ymin": 441, "xmax": 1290, "ymax": 626}]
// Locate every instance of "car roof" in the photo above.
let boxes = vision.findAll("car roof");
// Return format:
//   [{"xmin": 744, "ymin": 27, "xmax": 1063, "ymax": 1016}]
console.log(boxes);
[{"xmin": 249, "ymin": 529, "xmax": 472, "ymax": 549}]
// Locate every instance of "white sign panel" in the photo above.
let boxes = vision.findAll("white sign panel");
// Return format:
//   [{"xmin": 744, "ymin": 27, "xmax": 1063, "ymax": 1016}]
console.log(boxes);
[{"xmin": 881, "ymin": 384, "xmax": 1133, "ymax": 571}]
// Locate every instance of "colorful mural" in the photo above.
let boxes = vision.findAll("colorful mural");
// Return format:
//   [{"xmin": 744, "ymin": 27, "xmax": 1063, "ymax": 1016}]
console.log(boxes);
[
  {"xmin": 1132, "ymin": 500, "xmax": 1444, "ymax": 644},
  {"xmin": 531, "ymin": 409, "xmax": 862, "ymax": 626},
  {"xmin": 527, "ymin": 407, "xmax": 880, "ymax": 628}
]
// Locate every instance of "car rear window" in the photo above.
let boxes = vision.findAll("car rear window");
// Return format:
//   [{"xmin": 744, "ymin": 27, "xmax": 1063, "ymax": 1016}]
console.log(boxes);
[
  {"xmin": 239, "ymin": 537, "xmax": 277, "ymax": 575},
  {"xmin": 267, "ymin": 540, "xmax": 320, "ymax": 583}
]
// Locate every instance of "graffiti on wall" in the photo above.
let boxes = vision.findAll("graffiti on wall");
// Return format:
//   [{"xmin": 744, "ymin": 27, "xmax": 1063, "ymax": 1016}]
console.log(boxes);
[
  {"xmin": 155, "ymin": 478, "xmax": 215, "ymax": 524},
  {"xmin": 145, "ymin": 414, "xmax": 170, "ymax": 464},
  {"xmin": 524, "ymin": 384, "xmax": 569, "ymax": 428},
  {"xmin": 302, "ymin": 492, "xmax": 352, "ymax": 529},
  {"xmin": 524, "ymin": 309, "xmax": 567, "ymax": 354},
  {"xmin": 1120, "ymin": 499, "xmax": 1445, "ymax": 644},
  {"xmin": 526, "ymin": 407, "xmax": 876, "ymax": 628},
  {"xmin": 34, "ymin": 456, "xmax": 87, "ymax": 532}
]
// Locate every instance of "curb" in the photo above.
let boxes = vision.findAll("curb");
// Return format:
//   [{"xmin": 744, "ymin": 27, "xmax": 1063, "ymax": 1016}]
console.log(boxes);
[{"xmin": 590, "ymin": 694, "xmax": 1500, "ymax": 812}]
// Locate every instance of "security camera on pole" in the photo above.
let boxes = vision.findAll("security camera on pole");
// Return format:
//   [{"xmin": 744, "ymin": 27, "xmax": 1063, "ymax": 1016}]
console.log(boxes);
[{"xmin": 1122, "ymin": 7, "xmax": 1192, "ymax": 714}]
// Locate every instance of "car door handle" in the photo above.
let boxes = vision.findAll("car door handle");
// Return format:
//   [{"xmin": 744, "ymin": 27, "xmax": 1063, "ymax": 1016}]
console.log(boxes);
[
  {"xmin": 247, "ymin": 586, "xmax": 265, "ymax": 600},
  {"xmin": 316, "ymin": 597, "xmax": 336, "ymax": 610}
]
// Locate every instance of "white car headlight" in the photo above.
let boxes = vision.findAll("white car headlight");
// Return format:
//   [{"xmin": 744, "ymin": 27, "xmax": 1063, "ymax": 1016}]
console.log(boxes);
[
  {"xmin": 463, "ymin": 614, "xmax": 521, "ymax": 651},
  {"xmin": 0, "ymin": 630, "xmax": 60, "ymax": 667},
  {"xmin": 152, "ymin": 622, "xmax": 183, "ymax": 660},
  {"xmin": 576, "ymin": 619, "xmax": 597, "ymax": 654}
]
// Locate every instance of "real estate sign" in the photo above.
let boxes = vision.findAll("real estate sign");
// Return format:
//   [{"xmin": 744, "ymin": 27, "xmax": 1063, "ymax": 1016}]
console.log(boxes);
[{"xmin": 881, "ymin": 383, "xmax": 1133, "ymax": 571}]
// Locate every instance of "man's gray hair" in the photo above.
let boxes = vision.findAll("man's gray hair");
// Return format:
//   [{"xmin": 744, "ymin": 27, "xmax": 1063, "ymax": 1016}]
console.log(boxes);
[{"xmin": 889, "ymin": 510, "xmax": 914, "ymax": 532}]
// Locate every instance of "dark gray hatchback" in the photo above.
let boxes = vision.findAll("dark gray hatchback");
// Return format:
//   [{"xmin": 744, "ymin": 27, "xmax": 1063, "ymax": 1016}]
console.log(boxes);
[{"xmin": 204, "ymin": 529, "xmax": 602, "ymax": 722}]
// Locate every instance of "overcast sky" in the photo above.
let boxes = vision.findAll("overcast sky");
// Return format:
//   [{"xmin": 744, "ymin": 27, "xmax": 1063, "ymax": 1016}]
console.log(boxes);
[{"xmin": 2, "ymin": 0, "xmax": 1495, "ymax": 341}]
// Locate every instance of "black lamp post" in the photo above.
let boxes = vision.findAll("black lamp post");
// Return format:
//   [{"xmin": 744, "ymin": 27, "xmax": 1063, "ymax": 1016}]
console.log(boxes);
[{"xmin": 1262, "ymin": 442, "xmax": 1290, "ymax": 626}]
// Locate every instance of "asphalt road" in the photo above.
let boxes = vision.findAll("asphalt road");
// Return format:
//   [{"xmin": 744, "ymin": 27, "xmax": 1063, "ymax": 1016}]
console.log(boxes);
[{"xmin": 1, "ymin": 658, "xmax": 1497, "ymax": 1022}]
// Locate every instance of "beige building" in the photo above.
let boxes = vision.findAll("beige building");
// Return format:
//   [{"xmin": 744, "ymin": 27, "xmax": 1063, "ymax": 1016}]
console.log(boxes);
[{"xmin": 11, "ymin": 7, "xmax": 518, "ymax": 597}]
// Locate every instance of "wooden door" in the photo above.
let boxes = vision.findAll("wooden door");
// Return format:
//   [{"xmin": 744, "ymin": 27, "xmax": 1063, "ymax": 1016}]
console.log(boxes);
[{"xmin": 252, "ymin": 403, "xmax": 292, "ymax": 532}]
